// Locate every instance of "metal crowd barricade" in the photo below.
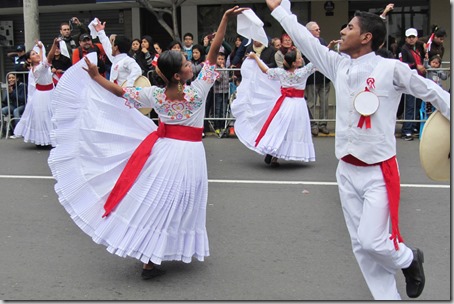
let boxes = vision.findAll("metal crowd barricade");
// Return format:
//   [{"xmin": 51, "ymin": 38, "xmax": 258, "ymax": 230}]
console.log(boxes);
[
  {"xmin": 2, "ymin": 71, "xmax": 29, "ymax": 140},
  {"xmin": 141, "ymin": 62, "xmax": 452, "ymax": 139},
  {"xmin": 206, "ymin": 67, "xmax": 240, "ymax": 138},
  {"xmin": 417, "ymin": 63, "xmax": 451, "ymax": 137},
  {"xmin": 305, "ymin": 74, "xmax": 335, "ymax": 129},
  {"xmin": 397, "ymin": 64, "xmax": 450, "ymax": 129}
]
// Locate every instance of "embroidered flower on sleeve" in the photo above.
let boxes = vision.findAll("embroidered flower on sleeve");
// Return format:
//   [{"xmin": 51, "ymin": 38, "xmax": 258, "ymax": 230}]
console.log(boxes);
[
  {"xmin": 122, "ymin": 87, "xmax": 144, "ymax": 109},
  {"xmin": 197, "ymin": 61, "xmax": 219, "ymax": 84}
]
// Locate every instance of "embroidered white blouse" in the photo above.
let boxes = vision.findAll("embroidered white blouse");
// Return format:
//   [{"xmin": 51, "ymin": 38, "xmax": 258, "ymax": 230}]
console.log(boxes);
[
  {"xmin": 266, "ymin": 63, "xmax": 315, "ymax": 89},
  {"xmin": 122, "ymin": 61, "xmax": 218, "ymax": 128}
]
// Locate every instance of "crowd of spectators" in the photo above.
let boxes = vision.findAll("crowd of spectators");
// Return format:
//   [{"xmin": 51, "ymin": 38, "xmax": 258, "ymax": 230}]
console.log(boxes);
[{"xmin": 1, "ymin": 8, "xmax": 450, "ymax": 139}]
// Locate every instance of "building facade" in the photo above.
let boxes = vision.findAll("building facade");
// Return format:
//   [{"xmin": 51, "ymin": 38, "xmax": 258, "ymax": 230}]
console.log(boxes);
[{"xmin": 0, "ymin": 0, "xmax": 450, "ymax": 80}]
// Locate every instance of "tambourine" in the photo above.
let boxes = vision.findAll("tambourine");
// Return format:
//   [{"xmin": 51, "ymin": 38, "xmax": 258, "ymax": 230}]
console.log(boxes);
[
  {"xmin": 354, "ymin": 91, "xmax": 379, "ymax": 129},
  {"xmin": 354, "ymin": 91, "xmax": 379, "ymax": 115},
  {"xmin": 419, "ymin": 110, "xmax": 450, "ymax": 181},
  {"xmin": 121, "ymin": 76, "xmax": 152, "ymax": 115}
]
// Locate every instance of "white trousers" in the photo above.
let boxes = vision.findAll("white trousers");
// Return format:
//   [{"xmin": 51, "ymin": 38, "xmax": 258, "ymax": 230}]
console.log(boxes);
[{"xmin": 336, "ymin": 160, "xmax": 414, "ymax": 300}]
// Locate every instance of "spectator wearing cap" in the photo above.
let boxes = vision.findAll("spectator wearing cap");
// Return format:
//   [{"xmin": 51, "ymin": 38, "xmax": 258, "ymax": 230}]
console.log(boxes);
[
  {"xmin": 7, "ymin": 44, "xmax": 29, "ymax": 71},
  {"xmin": 399, "ymin": 27, "xmax": 426, "ymax": 141},
  {"xmin": 59, "ymin": 17, "xmax": 89, "ymax": 60},
  {"xmin": 419, "ymin": 27, "xmax": 446, "ymax": 59},
  {"xmin": 71, "ymin": 33, "xmax": 107, "ymax": 77}
]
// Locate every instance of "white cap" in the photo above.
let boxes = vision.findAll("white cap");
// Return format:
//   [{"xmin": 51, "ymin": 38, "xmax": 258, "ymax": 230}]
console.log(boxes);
[{"xmin": 405, "ymin": 28, "xmax": 418, "ymax": 37}]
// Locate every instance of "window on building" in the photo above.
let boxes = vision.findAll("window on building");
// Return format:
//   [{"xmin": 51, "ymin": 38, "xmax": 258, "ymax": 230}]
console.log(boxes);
[{"xmin": 349, "ymin": 1, "xmax": 429, "ymax": 53}]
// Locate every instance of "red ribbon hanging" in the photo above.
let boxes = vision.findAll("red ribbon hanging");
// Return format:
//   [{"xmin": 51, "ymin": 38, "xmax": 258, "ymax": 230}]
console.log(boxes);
[
  {"xmin": 102, "ymin": 121, "xmax": 203, "ymax": 217},
  {"xmin": 357, "ymin": 87, "xmax": 372, "ymax": 129},
  {"xmin": 341, "ymin": 155, "xmax": 404, "ymax": 251},
  {"xmin": 380, "ymin": 156, "xmax": 404, "ymax": 250},
  {"xmin": 255, "ymin": 87, "xmax": 305, "ymax": 147},
  {"xmin": 357, "ymin": 115, "xmax": 372, "ymax": 129}
]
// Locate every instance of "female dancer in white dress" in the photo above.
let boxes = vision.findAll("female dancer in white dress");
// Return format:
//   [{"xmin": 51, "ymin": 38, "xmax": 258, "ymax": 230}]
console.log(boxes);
[
  {"xmin": 48, "ymin": 6, "xmax": 246, "ymax": 280},
  {"xmin": 232, "ymin": 50, "xmax": 316, "ymax": 166},
  {"xmin": 14, "ymin": 39, "xmax": 59, "ymax": 146}
]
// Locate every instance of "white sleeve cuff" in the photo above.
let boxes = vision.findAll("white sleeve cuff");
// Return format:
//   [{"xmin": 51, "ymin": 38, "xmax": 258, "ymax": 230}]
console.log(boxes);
[{"xmin": 271, "ymin": 6, "xmax": 290, "ymax": 23}]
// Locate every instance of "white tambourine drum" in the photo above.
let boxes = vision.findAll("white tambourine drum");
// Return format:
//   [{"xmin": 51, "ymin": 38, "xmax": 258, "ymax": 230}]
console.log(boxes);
[
  {"xmin": 353, "ymin": 91, "xmax": 379, "ymax": 116},
  {"xmin": 419, "ymin": 110, "xmax": 450, "ymax": 181}
]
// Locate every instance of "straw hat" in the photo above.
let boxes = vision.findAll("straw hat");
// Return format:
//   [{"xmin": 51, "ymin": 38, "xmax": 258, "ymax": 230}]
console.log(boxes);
[
  {"xmin": 419, "ymin": 110, "xmax": 450, "ymax": 181},
  {"xmin": 122, "ymin": 76, "xmax": 152, "ymax": 115}
]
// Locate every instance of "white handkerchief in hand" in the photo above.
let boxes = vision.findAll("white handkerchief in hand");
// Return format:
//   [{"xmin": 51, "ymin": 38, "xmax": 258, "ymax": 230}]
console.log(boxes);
[
  {"xmin": 33, "ymin": 41, "xmax": 46, "ymax": 58},
  {"xmin": 88, "ymin": 18, "xmax": 100, "ymax": 39},
  {"xmin": 59, "ymin": 40, "xmax": 70, "ymax": 59},
  {"xmin": 237, "ymin": 10, "xmax": 268, "ymax": 47}
]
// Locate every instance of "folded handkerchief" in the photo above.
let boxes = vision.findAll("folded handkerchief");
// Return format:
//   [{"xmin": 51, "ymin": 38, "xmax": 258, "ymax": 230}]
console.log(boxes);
[
  {"xmin": 88, "ymin": 18, "xmax": 100, "ymax": 39},
  {"xmin": 237, "ymin": 9, "xmax": 268, "ymax": 46},
  {"xmin": 33, "ymin": 41, "xmax": 46, "ymax": 58},
  {"xmin": 59, "ymin": 40, "xmax": 70, "ymax": 58}
]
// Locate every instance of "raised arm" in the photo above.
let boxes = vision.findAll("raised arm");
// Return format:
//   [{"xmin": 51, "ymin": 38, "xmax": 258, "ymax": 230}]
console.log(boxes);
[
  {"xmin": 94, "ymin": 19, "xmax": 115, "ymax": 63},
  {"xmin": 247, "ymin": 52, "xmax": 269, "ymax": 73},
  {"xmin": 47, "ymin": 38, "xmax": 60, "ymax": 63},
  {"xmin": 206, "ymin": 6, "xmax": 249, "ymax": 65},
  {"xmin": 266, "ymin": 0, "xmax": 341, "ymax": 82},
  {"xmin": 380, "ymin": 3, "xmax": 394, "ymax": 20}
]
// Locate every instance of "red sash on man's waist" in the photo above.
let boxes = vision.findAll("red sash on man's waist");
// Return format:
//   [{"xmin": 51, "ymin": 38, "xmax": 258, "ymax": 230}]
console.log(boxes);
[
  {"xmin": 102, "ymin": 122, "xmax": 203, "ymax": 217},
  {"xmin": 341, "ymin": 154, "xmax": 404, "ymax": 250},
  {"xmin": 255, "ymin": 87, "xmax": 305, "ymax": 147},
  {"xmin": 36, "ymin": 83, "xmax": 54, "ymax": 91}
]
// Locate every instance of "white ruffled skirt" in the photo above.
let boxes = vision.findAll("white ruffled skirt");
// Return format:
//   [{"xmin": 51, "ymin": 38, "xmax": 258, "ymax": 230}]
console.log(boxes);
[
  {"xmin": 231, "ymin": 60, "xmax": 315, "ymax": 162},
  {"xmin": 48, "ymin": 55, "xmax": 209, "ymax": 265},
  {"xmin": 14, "ymin": 88, "xmax": 54, "ymax": 146}
]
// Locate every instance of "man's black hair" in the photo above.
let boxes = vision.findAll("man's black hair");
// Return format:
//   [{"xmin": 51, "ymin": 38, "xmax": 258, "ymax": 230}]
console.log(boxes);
[
  {"xmin": 354, "ymin": 10, "xmax": 386, "ymax": 52},
  {"xmin": 114, "ymin": 35, "xmax": 131, "ymax": 54},
  {"xmin": 183, "ymin": 32, "xmax": 194, "ymax": 39}
]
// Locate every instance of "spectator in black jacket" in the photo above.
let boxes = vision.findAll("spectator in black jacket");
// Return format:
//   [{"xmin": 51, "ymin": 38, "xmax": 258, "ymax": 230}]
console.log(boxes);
[
  {"xmin": 399, "ymin": 27, "xmax": 426, "ymax": 140},
  {"xmin": 7, "ymin": 44, "xmax": 29, "ymax": 72},
  {"xmin": 59, "ymin": 17, "xmax": 89, "ymax": 60},
  {"xmin": 419, "ymin": 27, "xmax": 446, "ymax": 60}
]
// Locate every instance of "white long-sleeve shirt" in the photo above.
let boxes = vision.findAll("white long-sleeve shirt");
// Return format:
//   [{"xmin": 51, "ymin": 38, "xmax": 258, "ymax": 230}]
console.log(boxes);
[
  {"xmin": 271, "ymin": 5, "xmax": 450, "ymax": 164},
  {"xmin": 97, "ymin": 30, "xmax": 142, "ymax": 87}
]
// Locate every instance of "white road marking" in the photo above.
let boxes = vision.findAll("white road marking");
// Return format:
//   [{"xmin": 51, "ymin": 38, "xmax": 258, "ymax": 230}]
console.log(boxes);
[{"xmin": 0, "ymin": 175, "xmax": 449, "ymax": 189}]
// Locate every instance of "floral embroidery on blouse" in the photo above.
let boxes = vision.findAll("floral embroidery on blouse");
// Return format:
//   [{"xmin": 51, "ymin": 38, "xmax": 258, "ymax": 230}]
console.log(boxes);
[
  {"xmin": 197, "ymin": 60, "xmax": 219, "ymax": 84},
  {"xmin": 123, "ymin": 87, "xmax": 144, "ymax": 109},
  {"xmin": 266, "ymin": 63, "xmax": 315, "ymax": 86},
  {"xmin": 122, "ymin": 60, "xmax": 218, "ymax": 121},
  {"xmin": 153, "ymin": 85, "xmax": 203, "ymax": 120}
]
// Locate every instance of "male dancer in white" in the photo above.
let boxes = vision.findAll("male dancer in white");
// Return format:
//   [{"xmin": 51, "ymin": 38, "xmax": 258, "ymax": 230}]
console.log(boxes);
[
  {"xmin": 93, "ymin": 19, "xmax": 142, "ymax": 86},
  {"xmin": 266, "ymin": 0, "xmax": 450, "ymax": 300}
]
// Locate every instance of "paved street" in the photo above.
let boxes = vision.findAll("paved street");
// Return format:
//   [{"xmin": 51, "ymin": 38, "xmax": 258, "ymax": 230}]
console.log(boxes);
[{"xmin": 0, "ymin": 135, "xmax": 450, "ymax": 301}]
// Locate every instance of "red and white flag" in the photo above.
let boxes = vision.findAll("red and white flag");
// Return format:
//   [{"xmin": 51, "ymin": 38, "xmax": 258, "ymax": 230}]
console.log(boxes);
[{"xmin": 426, "ymin": 32, "xmax": 435, "ymax": 52}]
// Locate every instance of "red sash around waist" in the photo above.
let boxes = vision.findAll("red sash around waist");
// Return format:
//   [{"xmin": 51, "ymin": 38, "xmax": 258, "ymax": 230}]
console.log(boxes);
[
  {"xmin": 36, "ymin": 83, "xmax": 54, "ymax": 91},
  {"xmin": 102, "ymin": 122, "xmax": 203, "ymax": 217},
  {"xmin": 255, "ymin": 87, "xmax": 305, "ymax": 147},
  {"xmin": 341, "ymin": 154, "xmax": 404, "ymax": 250}
]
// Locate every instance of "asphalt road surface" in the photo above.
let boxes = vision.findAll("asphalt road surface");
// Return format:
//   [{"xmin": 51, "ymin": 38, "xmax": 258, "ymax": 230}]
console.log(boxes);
[{"xmin": 0, "ymin": 135, "xmax": 450, "ymax": 301}]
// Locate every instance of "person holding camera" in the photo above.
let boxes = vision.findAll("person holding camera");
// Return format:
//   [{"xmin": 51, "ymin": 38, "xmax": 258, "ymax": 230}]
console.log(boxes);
[{"xmin": 58, "ymin": 17, "xmax": 89, "ymax": 60}]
